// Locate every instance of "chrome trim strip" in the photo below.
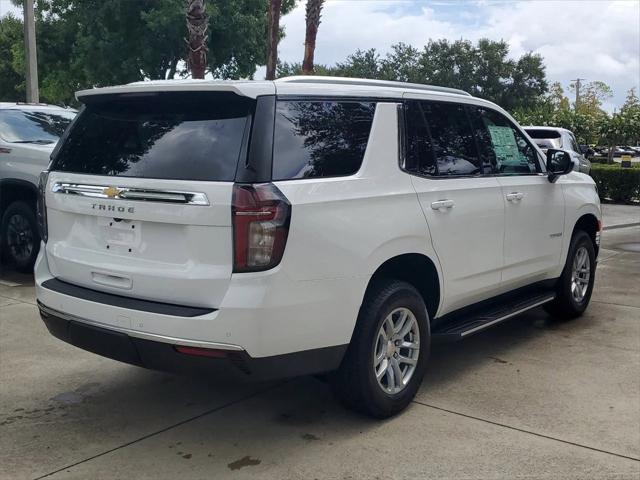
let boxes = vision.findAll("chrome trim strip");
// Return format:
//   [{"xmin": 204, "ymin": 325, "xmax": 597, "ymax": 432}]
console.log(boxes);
[
  {"xmin": 460, "ymin": 296, "xmax": 555, "ymax": 337},
  {"xmin": 51, "ymin": 183, "xmax": 209, "ymax": 205},
  {"xmin": 38, "ymin": 301, "xmax": 244, "ymax": 351}
]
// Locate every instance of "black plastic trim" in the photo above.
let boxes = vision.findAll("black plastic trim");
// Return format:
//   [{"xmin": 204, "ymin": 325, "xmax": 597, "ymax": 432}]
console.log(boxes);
[
  {"xmin": 39, "ymin": 307, "xmax": 348, "ymax": 381},
  {"xmin": 432, "ymin": 279, "xmax": 557, "ymax": 329},
  {"xmin": 41, "ymin": 278, "xmax": 215, "ymax": 317},
  {"xmin": 237, "ymin": 95, "xmax": 275, "ymax": 183}
]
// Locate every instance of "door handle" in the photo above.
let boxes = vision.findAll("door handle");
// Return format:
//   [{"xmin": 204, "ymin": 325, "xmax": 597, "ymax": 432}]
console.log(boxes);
[
  {"xmin": 505, "ymin": 192, "xmax": 525, "ymax": 202},
  {"xmin": 431, "ymin": 199, "xmax": 455, "ymax": 210}
]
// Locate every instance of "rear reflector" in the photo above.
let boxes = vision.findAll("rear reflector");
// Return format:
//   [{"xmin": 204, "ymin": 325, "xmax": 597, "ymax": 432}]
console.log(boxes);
[{"xmin": 174, "ymin": 346, "xmax": 227, "ymax": 358}]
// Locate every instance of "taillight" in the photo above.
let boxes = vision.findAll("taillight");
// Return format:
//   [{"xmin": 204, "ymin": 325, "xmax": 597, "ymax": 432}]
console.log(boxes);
[
  {"xmin": 232, "ymin": 183, "xmax": 291, "ymax": 273},
  {"xmin": 37, "ymin": 171, "xmax": 49, "ymax": 243}
]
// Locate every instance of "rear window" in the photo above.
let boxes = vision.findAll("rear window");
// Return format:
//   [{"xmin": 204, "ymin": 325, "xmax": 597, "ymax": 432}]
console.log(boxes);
[
  {"xmin": 272, "ymin": 100, "xmax": 376, "ymax": 180},
  {"xmin": 52, "ymin": 93, "xmax": 253, "ymax": 181},
  {"xmin": 525, "ymin": 129, "xmax": 561, "ymax": 139}
]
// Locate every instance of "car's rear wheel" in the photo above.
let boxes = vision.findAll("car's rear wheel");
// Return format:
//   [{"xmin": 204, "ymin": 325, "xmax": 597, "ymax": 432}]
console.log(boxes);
[
  {"xmin": 1, "ymin": 201, "xmax": 40, "ymax": 273},
  {"xmin": 545, "ymin": 230, "xmax": 595, "ymax": 319},
  {"xmin": 331, "ymin": 279, "xmax": 430, "ymax": 418}
]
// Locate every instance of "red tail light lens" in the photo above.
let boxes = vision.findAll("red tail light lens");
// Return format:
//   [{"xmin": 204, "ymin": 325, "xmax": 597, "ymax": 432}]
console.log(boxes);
[{"xmin": 232, "ymin": 183, "xmax": 291, "ymax": 273}]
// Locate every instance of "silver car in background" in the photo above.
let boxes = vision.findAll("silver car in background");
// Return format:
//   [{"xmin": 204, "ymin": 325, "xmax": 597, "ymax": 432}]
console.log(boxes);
[
  {"xmin": 524, "ymin": 126, "xmax": 592, "ymax": 174},
  {"xmin": 0, "ymin": 103, "xmax": 76, "ymax": 271}
]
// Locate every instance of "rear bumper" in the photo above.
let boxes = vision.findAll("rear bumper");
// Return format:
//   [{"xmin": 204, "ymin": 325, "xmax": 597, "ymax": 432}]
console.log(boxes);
[{"xmin": 38, "ymin": 301, "xmax": 347, "ymax": 381}]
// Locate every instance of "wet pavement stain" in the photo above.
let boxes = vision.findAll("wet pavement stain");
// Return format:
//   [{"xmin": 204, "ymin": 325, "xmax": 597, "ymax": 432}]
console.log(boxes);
[
  {"xmin": 228, "ymin": 456, "xmax": 261, "ymax": 471},
  {"xmin": 301, "ymin": 433, "xmax": 320, "ymax": 441},
  {"xmin": 489, "ymin": 356, "xmax": 509, "ymax": 364},
  {"xmin": 50, "ymin": 391, "xmax": 84, "ymax": 405}
]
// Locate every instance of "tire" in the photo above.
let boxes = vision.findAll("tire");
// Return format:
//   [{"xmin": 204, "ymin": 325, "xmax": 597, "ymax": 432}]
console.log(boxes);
[
  {"xmin": 331, "ymin": 279, "xmax": 430, "ymax": 418},
  {"xmin": 1, "ymin": 201, "xmax": 40, "ymax": 273},
  {"xmin": 545, "ymin": 230, "xmax": 596, "ymax": 319}
]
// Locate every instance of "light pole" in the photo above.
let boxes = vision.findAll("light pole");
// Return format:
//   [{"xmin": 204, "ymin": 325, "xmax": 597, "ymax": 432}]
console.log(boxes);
[{"xmin": 23, "ymin": 0, "xmax": 39, "ymax": 103}]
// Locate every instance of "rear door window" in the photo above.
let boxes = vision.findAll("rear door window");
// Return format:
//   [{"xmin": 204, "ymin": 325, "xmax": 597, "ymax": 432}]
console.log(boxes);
[
  {"xmin": 403, "ymin": 100, "xmax": 481, "ymax": 177},
  {"xmin": 52, "ymin": 92, "xmax": 253, "ymax": 181},
  {"xmin": 272, "ymin": 100, "xmax": 376, "ymax": 180}
]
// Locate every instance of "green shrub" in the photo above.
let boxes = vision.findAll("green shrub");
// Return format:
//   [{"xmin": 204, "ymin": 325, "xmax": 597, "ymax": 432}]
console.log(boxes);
[{"xmin": 589, "ymin": 163, "xmax": 640, "ymax": 203}]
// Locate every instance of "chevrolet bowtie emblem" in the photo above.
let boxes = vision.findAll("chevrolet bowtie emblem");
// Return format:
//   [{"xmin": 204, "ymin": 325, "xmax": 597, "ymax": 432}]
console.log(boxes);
[{"xmin": 103, "ymin": 186, "xmax": 122, "ymax": 199}]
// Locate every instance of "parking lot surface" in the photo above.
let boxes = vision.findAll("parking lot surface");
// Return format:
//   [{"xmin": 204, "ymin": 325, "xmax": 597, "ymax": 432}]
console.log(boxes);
[{"xmin": 1, "ymin": 224, "xmax": 639, "ymax": 479}]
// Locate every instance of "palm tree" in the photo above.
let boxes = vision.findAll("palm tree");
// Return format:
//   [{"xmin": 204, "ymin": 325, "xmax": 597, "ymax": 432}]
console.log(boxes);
[
  {"xmin": 266, "ymin": 0, "xmax": 282, "ymax": 80},
  {"xmin": 302, "ymin": 0, "xmax": 324, "ymax": 75},
  {"xmin": 186, "ymin": 0, "xmax": 208, "ymax": 79}
]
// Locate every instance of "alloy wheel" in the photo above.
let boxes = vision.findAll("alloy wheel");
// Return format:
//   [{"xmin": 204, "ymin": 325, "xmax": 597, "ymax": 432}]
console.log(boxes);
[
  {"xmin": 373, "ymin": 307, "xmax": 420, "ymax": 394},
  {"xmin": 570, "ymin": 246, "xmax": 590, "ymax": 303}
]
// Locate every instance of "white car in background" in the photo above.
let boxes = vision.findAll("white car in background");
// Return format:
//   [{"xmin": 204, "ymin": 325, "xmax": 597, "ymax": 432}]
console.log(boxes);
[
  {"xmin": 524, "ymin": 126, "xmax": 592, "ymax": 174},
  {"xmin": 0, "ymin": 103, "xmax": 76, "ymax": 271}
]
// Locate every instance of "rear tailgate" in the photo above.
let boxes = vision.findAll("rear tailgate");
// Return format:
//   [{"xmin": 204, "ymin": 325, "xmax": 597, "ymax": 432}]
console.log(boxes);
[{"xmin": 45, "ymin": 91, "xmax": 255, "ymax": 308}]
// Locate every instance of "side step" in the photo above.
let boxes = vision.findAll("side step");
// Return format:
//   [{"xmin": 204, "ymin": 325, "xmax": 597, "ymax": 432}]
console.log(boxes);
[{"xmin": 431, "ymin": 291, "xmax": 555, "ymax": 342}]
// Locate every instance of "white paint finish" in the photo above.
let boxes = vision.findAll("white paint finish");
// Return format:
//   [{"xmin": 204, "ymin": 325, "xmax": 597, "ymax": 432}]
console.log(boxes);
[
  {"xmin": 411, "ymin": 175, "xmax": 505, "ymax": 314},
  {"xmin": 44, "ymin": 172, "xmax": 235, "ymax": 307},
  {"xmin": 497, "ymin": 175, "xmax": 566, "ymax": 286},
  {"xmin": 76, "ymin": 80, "xmax": 276, "ymax": 101},
  {"xmin": 274, "ymin": 103, "xmax": 440, "ymax": 282}
]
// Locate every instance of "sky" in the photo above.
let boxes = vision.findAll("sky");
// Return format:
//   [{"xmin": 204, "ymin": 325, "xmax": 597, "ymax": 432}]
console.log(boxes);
[
  {"xmin": 2, "ymin": 0, "xmax": 639, "ymax": 111},
  {"xmin": 268, "ymin": 0, "xmax": 640, "ymax": 112}
]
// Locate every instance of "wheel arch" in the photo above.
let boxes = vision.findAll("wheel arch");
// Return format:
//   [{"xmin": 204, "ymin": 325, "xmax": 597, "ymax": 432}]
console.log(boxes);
[
  {"xmin": 0, "ymin": 179, "xmax": 38, "ymax": 216},
  {"xmin": 572, "ymin": 213, "xmax": 600, "ymax": 257},
  {"xmin": 364, "ymin": 253, "xmax": 441, "ymax": 321}
]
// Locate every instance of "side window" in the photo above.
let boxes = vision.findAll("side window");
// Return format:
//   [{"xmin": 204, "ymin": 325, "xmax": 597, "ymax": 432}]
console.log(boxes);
[
  {"xmin": 470, "ymin": 107, "xmax": 540, "ymax": 175},
  {"xmin": 404, "ymin": 100, "xmax": 481, "ymax": 177},
  {"xmin": 404, "ymin": 100, "xmax": 437, "ymax": 176},
  {"xmin": 272, "ymin": 100, "xmax": 376, "ymax": 180},
  {"xmin": 422, "ymin": 102, "xmax": 481, "ymax": 176}
]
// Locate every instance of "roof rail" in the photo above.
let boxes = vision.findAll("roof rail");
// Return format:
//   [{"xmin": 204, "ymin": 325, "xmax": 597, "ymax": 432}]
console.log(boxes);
[{"xmin": 275, "ymin": 76, "xmax": 472, "ymax": 97}]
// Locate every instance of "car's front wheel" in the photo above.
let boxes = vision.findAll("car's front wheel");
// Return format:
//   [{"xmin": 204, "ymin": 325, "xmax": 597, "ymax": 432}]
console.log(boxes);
[
  {"xmin": 1, "ymin": 201, "xmax": 40, "ymax": 273},
  {"xmin": 331, "ymin": 279, "xmax": 430, "ymax": 418},
  {"xmin": 545, "ymin": 230, "xmax": 596, "ymax": 319}
]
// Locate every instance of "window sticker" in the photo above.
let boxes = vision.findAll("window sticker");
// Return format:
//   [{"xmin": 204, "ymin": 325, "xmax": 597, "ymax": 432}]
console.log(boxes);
[{"xmin": 487, "ymin": 125, "xmax": 524, "ymax": 166}]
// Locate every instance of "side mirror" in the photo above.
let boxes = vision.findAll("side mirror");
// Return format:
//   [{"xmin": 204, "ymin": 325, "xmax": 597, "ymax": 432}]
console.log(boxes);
[{"xmin": 546, "ymin": 149, "xmax": 573, "ymax": 183}]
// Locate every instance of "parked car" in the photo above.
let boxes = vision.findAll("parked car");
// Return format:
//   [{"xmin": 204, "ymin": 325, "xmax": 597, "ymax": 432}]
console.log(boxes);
[
  {"xmin": 524, "ymin": 126, "xmax": 591, "ymax": 174},
  {"xmin": 0, "ymin": 103, "xmax": 76, "ymax": 271},
  {"xmin": 36, "ymin": 77, "xmax": 602, "ymax": 418}
]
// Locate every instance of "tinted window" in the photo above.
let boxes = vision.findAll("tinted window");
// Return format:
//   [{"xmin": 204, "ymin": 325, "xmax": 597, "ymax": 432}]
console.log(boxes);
[
  {"xmin": 470, "ymin": 107, "xmax": 540, "ymax": 175},
  {"xmin": 52, "ymin": 93, "xmax": 252, "ymax": 181},
  {"xmin": 272, "ymin": 100, "xmax": 376, "ymax": 180},
  {"xmin": 404, "ymin": 101, "xmax": 437, "ymax": 176},
  {"xmin": 405, "ymin": 101, "xmax": 480, "ymax": 177},
  {"xmin": 0, "ymin": 109, "xmax": 75, "ymax": 144}
]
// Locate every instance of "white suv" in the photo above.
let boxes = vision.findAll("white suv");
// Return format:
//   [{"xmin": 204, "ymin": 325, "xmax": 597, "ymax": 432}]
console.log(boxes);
[{"xmin": 35, "ymin": 77, "xmax": 602, "ymax": 418}]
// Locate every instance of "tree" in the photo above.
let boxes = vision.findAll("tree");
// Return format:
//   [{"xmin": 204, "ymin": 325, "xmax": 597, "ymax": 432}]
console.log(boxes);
[
  {"xmin": 0, "ymin": 15, "xmax": 25, "ymax": 101},
  {"xmin": 265, "ymin": 0, "xmax": 282, "ymax": 80},
  {"xmin": 2, "ymin": 0, "xmax": 296, "ymax": 104},
  {"xmin": 186, "ymin": 0, "xmax": 209, "ymax": 79},
  {"xmin": 302, "ymin": 0, "xmax": 324, "ymax": 75},
  {"xmin": 283, "ymin": 39, "xmax": 547, "ymax": 111}
]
